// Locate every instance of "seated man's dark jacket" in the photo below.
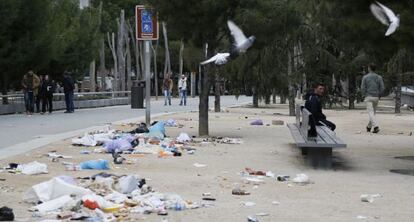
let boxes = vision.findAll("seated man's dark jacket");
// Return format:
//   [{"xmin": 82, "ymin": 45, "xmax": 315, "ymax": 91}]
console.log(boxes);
[{"xmin": 305, "ymin": 92, "xmax": 326, "ymax": 122}]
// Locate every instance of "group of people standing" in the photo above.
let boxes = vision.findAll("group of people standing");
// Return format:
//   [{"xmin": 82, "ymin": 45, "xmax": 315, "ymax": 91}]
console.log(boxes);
[
  {"xmin": 163, "ymin": 74, "xmax": 188, "ymax": 106},
  {"xmin": 21, "ymin": 71, "xmax": 76, "ymax": 115}
]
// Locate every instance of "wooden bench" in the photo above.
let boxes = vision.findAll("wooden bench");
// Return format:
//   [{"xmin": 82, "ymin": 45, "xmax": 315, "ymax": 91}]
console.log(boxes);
[{"xmin": 287, "ymin": 104, "xmax": 346, "ymax": 168}]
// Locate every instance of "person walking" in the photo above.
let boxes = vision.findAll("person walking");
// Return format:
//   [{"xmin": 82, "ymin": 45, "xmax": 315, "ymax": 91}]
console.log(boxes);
[
  {"xmin": 40, "ymin": 75, "xmax": 56, "ymax": 114},
  {"xmin": 35, "ymin": 75, "xmax": 44, "ymax": 113},
  {"xmin": 63, "ymin": 71, "xmax": 75, "ymax": 113},
  {"xmin": 163, "ymin": 74, "xmax": 173, "ymax": 106},
  {"xmin": 361, "ymin": 63, "xmax": 385, "ymax": 133},
  {"xmin": 178, "ymin": 74, "xmax": 187, "ymax": 106},
  {"xmin": 21, "ymin": 70, "xmax": 40, "ymax": 115}
]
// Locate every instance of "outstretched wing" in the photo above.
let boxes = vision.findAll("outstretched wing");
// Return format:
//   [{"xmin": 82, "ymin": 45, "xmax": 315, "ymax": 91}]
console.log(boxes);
[
  {"xmin": 227, "ymin": 20, "xmax": 247, "ymax": 47},
  {"xmin": 385, "ymin": 21, "xmax": 399, "ymax": 36},
  {"xmin": 376, "ymin": 1, "xmax": 398, "ymax": 23},
  {"xmin": 200, "ymin": 54, "xmax": 220, "ymax": 65},
  {"xmin": 370, "ymin": 3, "xmax": 390, "ymax": 26}
]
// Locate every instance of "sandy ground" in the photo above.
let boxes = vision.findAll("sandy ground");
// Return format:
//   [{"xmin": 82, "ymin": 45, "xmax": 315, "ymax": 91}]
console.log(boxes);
[{"xmin": 0, "ymin": 101, "xmax": 414, "ymax": 222}]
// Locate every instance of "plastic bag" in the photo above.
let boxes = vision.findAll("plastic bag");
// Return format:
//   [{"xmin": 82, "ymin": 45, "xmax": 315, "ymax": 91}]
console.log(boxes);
[
  {"xmin": 117, "ymin": 175, "xmax": 138, "ymax": 194},
  {"xmin": 33, "ymin": 195, "xmax": 74, "ymax": 213},
  {"xmin": 250, "ymin": 119, "xmax": 264, "ymax": 126},
  {"xmin": 71, "ymin": 133, "xmax": 97, "ymax": 147},
  {"xmin": 165, "ymin": 119, "xmax": 178, "ymax": 127},
  {"xmin": 292, "ymin": 174, "xmax": 310, "ymax": 184},
  {"xmin": 103, "ymin": 139, "xmax": 132, "ymax": 153},
  {"xmin": 17, "ymin": 161, "xmax": 48, "ymax": 175},
  {"xmin": 176, "ymin": 133, "xmax": 191, "ymax": 143},
  {"xmin": 24, "ymin": 177, "xmax": 91, "ymax": 203},
  {"xmin": 79, "ymin": 159, "xmax": 110, "ymax": 170},
  {"xmin": 149, "ymin": 121, "xmax": 165, "ymax": 135}
]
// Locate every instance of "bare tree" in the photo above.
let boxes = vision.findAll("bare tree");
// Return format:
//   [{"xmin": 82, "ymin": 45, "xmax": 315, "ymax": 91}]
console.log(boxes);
[
  {"xmin": 117, "ymin": 10, "xmax": 126, "ymax": 91},
  {"xmin": 162, "ymin": 22, "xmax": 171, "ymax": 76},
  {"xmin": 127, "ymin": 20, "xmax": 141, "ymax": 81},
  {"xmin": 107, "ymin": 32, "xmax": 118, "ymax": 91}
]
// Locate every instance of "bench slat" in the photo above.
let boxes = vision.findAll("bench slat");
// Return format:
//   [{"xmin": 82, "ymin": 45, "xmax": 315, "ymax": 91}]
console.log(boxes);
[
  {"xmin": 316, "ymin": 127, "xmax": 336, "ymax": 144},
  {"xmin": 320, "ymin": 126, "xmax": 347, "ymax": 147}
]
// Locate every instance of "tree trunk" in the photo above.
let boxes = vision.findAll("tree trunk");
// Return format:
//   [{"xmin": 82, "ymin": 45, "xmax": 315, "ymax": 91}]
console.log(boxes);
[
  {"xmin": 252, "ymin": 87, "xmax": 259, "ymax": 108},
  {"xmin": 162, "ymin": 22, "xmax": 171, "ymax": 76},
  {"xmin": 1, "ymin": 74, "xmax": 8, "ymax": 104},
  {"xmin": 199, "ymin": 43, "xmax": 211, "ymax": 136},
  {"xmin": 348, "ymin": 73, "xmax": 356, "ymax": 109},
  {"xmin": 127, "ymin": 20, "xmax": 141, "ymax": 81},
  {"xmin": 214, "ymin": 72, "xmax": 221, "ymax": 112},
  {"xmin": 98, "ymin": 38, "xmax": 106, "ymax": 90},
  {"xmin": 395, "ymin": 72, "xmax": 402, "ymax": 113},
  {"xmin": 117, "ymin": 10, "xmax": 126, "ymax": 91},
  {"xmin": 287, "ymin": 48, "xmax": 295, "ymax": 116},
  {"xmin": 265, "ymin": 93, "xmax": 271, "ymax": 105},
  {"xmin": 107, "ymin": 32, "xmax": 118, "ymax": 91},
  {"xmin": 272, "ymin": 89, "xmax": 277, "ymax": 104},
  {"xmin": 126, "ymin": 36, "xmax": 132, "ymax": 91},
  {"xmin": 151, "ymin": 41, "xmax": 159, "ymax": 100},
  {"xmin": 89, "ymin": 60, "xmax": 96, "ymax": 92}
]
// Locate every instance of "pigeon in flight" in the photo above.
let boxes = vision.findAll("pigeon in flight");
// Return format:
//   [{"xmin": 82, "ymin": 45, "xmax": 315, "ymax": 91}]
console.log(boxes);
[
  {"xmin": 370, "ymin": 1, "xmax": 400, "ymax": 36},
  {"xmin": 200, "ymin": 53, "xmax": 230, "ymax": 66},
  {"xmin": 227, "ymin": 20, "xmax": 256, "ymax": 55}
]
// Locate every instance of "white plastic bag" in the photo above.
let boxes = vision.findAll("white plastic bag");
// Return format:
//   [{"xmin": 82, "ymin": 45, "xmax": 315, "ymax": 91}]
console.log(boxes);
[
  {"xmin": 117, "ymin": 175, "xmax": 138, "ymax": 194},
  {"xmin": 24, "ymin": 177, "xmax": 91, "ymax": 203},
  {"xmin": 71, "ymin": 133, "xmax": 97, "ymax": 146},
  {"xmin": 176, "ymin": 133, "xmax": 191, "ymax": 143},
  {"xmin": 292, "ymin": 174, "xmax": 310, "ymax": 184},
  {"xmin": 18, "ymin": 161, "xmax": 48, "ymax": 175},
  {"xmin": 33, "ymin": 195, "xmax": 74, "ymax": 213}
]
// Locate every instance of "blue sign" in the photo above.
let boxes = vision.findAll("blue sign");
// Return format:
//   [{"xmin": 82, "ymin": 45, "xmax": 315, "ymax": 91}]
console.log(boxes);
[{"xmin": 141, "ymin": 10, "xmax": 153, "ymax": 34}]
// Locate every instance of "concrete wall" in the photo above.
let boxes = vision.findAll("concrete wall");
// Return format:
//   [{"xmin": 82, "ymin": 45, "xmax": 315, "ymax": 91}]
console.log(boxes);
[{"xmin": 0, "ymin": 97, "xmax": 130, "ymax": 115}]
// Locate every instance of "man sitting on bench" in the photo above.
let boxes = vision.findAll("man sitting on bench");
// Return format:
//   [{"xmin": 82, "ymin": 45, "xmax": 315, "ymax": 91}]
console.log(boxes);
[{"xmin": 305, "ymin": 83, "xmax": 336, "ymax": 131}]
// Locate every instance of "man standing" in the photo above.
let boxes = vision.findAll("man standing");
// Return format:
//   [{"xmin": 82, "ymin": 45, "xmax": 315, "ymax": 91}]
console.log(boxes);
[
  {"xmin": 178, "ymin": 74, "xmax": 187, "ymax": 106},
  {"xmin": 305, "ymin": 83, "xmax": 336, "ymax": 131},
  {"xmin": 40, "ymin": 75, "xmax": 56, "ymax": 114},
  {"xmin": 63, "ymin": 71, "xmax": 75, "ymax": 113},
  {"xmin": 21, "ymin": 70, "xmax": 40, "ymax": 115},
  {"xmin": 163, "ymin": 73, "xmax": 173, "ymax": 106},
  {"xmin": 361, "ymin": 63, "xmax": 385, "ymax": 133}
]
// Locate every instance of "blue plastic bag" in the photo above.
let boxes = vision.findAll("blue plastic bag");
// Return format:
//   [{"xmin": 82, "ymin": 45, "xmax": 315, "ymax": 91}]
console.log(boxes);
[
  {"xmin": 149, "ymin": 121, "xmax": 165, "ymax": 135},
  {"xmin": 79, "ymin": 159, "xmax": 110, "ymax": 170}
]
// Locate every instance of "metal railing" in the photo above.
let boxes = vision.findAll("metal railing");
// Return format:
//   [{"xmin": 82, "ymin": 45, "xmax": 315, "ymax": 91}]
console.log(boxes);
[{"xmin": 1, "ymin": 91, "xmax": 131, "ymax": 105}]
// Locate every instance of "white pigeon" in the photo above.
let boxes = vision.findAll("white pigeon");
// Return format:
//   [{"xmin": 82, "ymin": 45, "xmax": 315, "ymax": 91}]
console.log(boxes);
[
  {"xmin": 227, "ymin": 20, "xmax": 256, "ymax": 54},
  {"xmin": 370, "ymin": 1, "xmax": 400, "ymax": 36},
  {"xmin": 200, "ymin": 53, "xmax": 230, "ymax": 66}
]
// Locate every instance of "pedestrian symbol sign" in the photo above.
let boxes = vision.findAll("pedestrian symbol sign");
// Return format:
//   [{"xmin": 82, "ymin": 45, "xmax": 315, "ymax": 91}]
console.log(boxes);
[{"xmin": 136, "ymin": 5, "xmax": 159, "ymax": 40}]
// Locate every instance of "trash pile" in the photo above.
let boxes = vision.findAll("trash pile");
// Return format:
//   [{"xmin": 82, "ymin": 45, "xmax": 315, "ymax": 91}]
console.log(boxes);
[
  {"xmin": 70, "ymin": 121, "xmax": 198, "ymax": 162},
  {"xmin": 22, "ymin": 173, "xmax": 200, "ymax": 221}
]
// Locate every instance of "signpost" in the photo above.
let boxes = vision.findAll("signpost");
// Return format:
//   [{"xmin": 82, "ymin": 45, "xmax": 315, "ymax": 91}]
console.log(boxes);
[{"xmin": 136, "ymin": 5, "xmax": 158, "ymax": 125}]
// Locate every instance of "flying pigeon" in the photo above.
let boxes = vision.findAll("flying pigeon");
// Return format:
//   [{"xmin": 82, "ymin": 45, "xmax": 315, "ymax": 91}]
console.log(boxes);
[
  {"xmin": 200, "ymin": 53, "xmax": 230, "ymax": 66},
  {"xmin": 370, "ymin": 1, "xmax": 400, "ymax": 36},
  {"xmin": 227, "ymin": 20, "xmax": 256, "ymax": 55}
]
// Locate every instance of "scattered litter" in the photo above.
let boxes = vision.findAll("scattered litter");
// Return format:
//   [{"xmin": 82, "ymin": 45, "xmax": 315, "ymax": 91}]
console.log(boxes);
[
  {"xmin": 72, "ymin": 133, "xmax": 97, "ymax": 147},
  {"xmin": 80, "ymin": 150, "xmax": 91, "ymax": 154},
  {"xmin": 0, "ymin": 206, "xmax": 14, "ymax": 221},
  {"xmin": 202, "ymin": 197, "xmax": 216, "ymax": 201},
  {"xmin": 242, "ymin": 201, "xmax": 256, "ymax": 207},
  {"xmin": 32, "ymin": 195, "xmax": 74, "ymax": 213},
  {"xmin": 177, "ymin": 133, "xmax": 191, "ymax": 143},
  {"xmin": 272, "ymin": 201, "xmax": 280, "ymax": 205},
  {"xmin": 292, "ymin": 174, "xmax": 310, "ymax": 184},
  {"xmin": 187, "ymin": 150, "xmax": 195, "ymax": 155},
  {"xmin": 244, "ymin": 177, "xmax": 264, "ymax": 185},
  {"xmin": 360, "ymin": 194, "xmax": 381, "ymax": 203},
  {"xmin": 247, "ymin": 215, "xmax": 259, "ymax": 222},
  {"xmin": 217, "ymin": 137, "xmax": 243, "ymax": 144},
  {"xmin": 47, "ymin": 152, "xmax": 72, "ymax": 159},
  {"xmin": 202, "ymin": 193, "xmax": 211, "ymax": 197},
  {"xmin": 250, "ymin": 119, "xmax": 264, "ymax": 126},
  {"xmin": 165, "ymin": 119, "xmax": 178, "ymax": 127},
  {"xmin": 245, "ymin": 167, "xmax": 266, "ymax": 176},
  {"xmin": 17, "ymin": 161, "xmax": 48, "ymax": 175},
  {"xmin": 232, "ymin": 188, "xmax": 250, "ymax": 195},
  {"xmin": 357, "ymin": 215, "xmax": 368, "ymax": 220},
  {"xmin": 265, "ymin": 171, "xmax": 275, "ymax": 178},
  {"xmin": 256, "ymin": 212, "xmax": 269, "ymax": 217},
  {"xmin": 79, "ymin": 159, "xmax": 110, "ymax": 170},
  {"xmin": 129, "ymin": 123, "xmax": 149, "ymax": 134},
  {"xmin": 277, "ymin": 175, "xmax": 290, "ymax": 181},
  {"xmin": 193, "ymin": 163, "xmax": 207, "ymax": 168}
]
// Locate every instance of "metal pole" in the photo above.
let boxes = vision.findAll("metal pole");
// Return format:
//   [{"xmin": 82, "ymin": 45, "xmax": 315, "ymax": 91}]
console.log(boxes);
[{"xmin": 145, "ymin": 40, "xmax": 151, "ymax": 125}]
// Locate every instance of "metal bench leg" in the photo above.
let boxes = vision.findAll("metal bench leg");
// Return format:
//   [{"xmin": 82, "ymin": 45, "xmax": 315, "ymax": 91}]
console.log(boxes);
[{"xmin": 307, "ymin": 148, "xmax": 332, "ymax": 169}]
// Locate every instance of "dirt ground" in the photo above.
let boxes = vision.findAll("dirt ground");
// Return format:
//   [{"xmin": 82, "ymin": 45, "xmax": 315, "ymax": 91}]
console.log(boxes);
[{"xmin": 1, "ymin": 101, "xmax": 414, "ymax": 222}]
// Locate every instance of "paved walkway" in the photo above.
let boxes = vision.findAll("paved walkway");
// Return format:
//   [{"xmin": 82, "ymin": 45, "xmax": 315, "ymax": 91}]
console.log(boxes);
[{"xmin": 0, "ymin": 96, "xmax": 250, "ymax": 158}]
